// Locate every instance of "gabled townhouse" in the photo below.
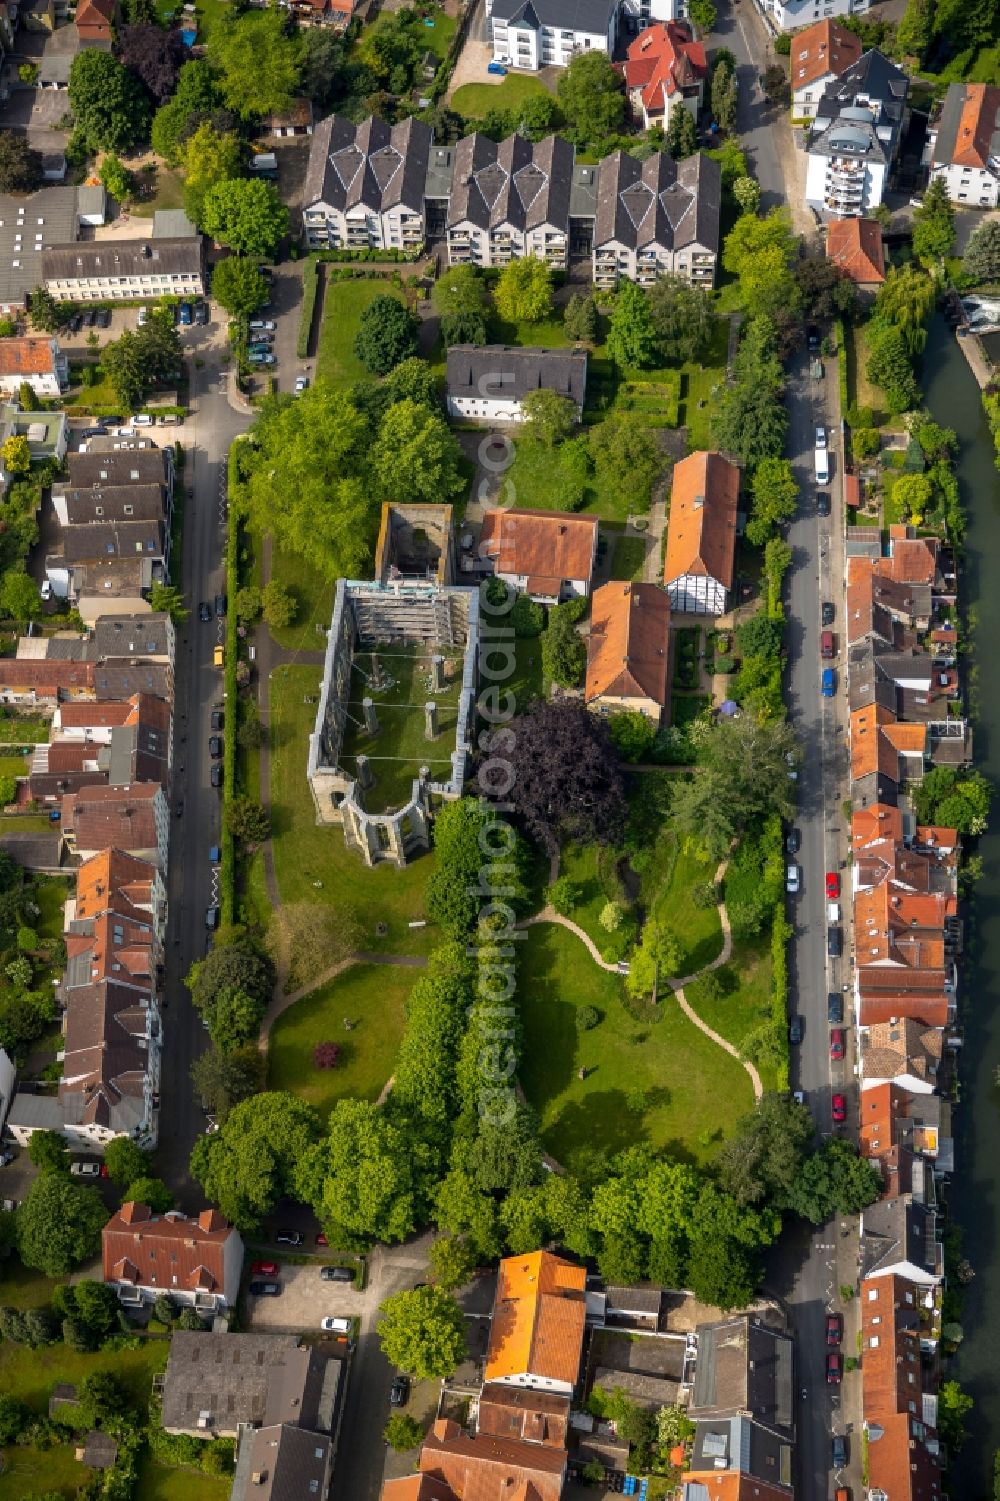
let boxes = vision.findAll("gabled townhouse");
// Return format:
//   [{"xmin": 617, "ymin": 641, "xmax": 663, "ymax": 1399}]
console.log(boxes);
[
  {"xmin": 860, "ymin": 1082, "xmax": 954, "ymax": 1182},
  {"xmin": 593, "ymin": 148, "xmax": 720, "ymax": 287},
  {"xmin": 60, "ymin": 782, "xmax": 169, "ymax": 869},
  {"xmin": 0, "ymin": 336, "xmax": 68, "ymax": 398},
  {"xmin": 476, "ymin": 508, "xmax": 598, "ymax": 603},
  {"xmin": 13, "ymin": 612, "xmax": 176, "ymax": 698},
  {"xmin": 446, "ymin": 132, "xmax": 576, "ymax": 269},
  {"xmin": 585, "ymin": 581, "xmax": 671, "ymax": 724},
  {"xmin": 30, "ymin": 693, "xmax": 172, "ymax": 802},
  {"xmin": 663, "ymin": 450, "xmax": 739, "ymax": 615},
  {"xmin": 620, "ymin": 21, "xmax": 707, "ymax": 131},
  {"xmin": 92, "ymin": 659, "xmax": 173, "ymax": 699},
  {"xmin": 790, "ymin": 18, "xmax": 861, "ymax": 119},
  {"xmin": 73, "ymin": 847, "xmax": 167, "ymax": 944},
  {"xmin": 682, "ymin": 1316, "xmax": 795, "ymax": 1499},
  {"xmin": 412, "ymin": 1419, "xmax": 567, "ymax": 1501},
  {"xmin": 861, "ymin": 1275, "xmax": 943, "ymax": 1498},
  {"xmin": 826, "ymin": 215, "xmax": 886, "ymax": 291},
  {"xmin": 0, "ymin": 658, "xmax": 96, "ymax": 707},
  {"xmin": 859, "ymin": 1019, "xmax": 944, "ymax": 1095},
  {"xmin": 446, "ymin": 347, "xmax": 588, "ymax": 422},
  {"xmin": 75, "ymin": 0, "xmax": 117, "ymax": 43},
  {"xmin": 486, "ymin": 1249, "xmax": 587, "ymax": 1392},
  {"xmin": 805, "ymin": 49, "xmax": 909, "ymax": 218},
  {"xmin": 487, "ymin": 0, "xmax": 620, "ymax": 71},
  {"xmin": 852, "ymin": 882, "xmax": 957, "ymax": 1028},
  {"xmin": 926, "ymin": 81, "xmax": 1000, "ymax": 209},
  {"xmin": 45, "ymin": 517, "xmax": 168, "ymax": 605},
  {"xmin": 302, "ymin": 114, "xmax": 434, "ymax": 253},
  {"xmin": 860, "ymin": 1159, "xmax": 944, "ymax": 1289},
  {"xmin": 103, "ymin": 1203, "xmax": 243, "ymax": 1312}
]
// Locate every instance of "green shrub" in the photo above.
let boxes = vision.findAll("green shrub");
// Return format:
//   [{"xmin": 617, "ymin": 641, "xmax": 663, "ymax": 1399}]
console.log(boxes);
[
  {"xmin": 714, "ymin": 654, "xmax": 735, "ymax": 674},
  {"xmin": 512, "ymin": 592, "xmax": 545, "ymax": 637},
  {"xmin": 576, "ymin": 1005, "xmax": 600, "ymax": 1031}
]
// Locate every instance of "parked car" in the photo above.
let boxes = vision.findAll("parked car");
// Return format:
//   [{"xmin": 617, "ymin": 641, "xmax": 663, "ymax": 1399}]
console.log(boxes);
[
  {"xmin": 41, "ymin": 580, "xmax": 52, "ymax": 602},
  {"xmin": 390, "ymin": 1376, "xmax": 410, "ymax": 1408},
  {"xmin": 70, "ymin": 1160, "xmax": 103, "ymax": 1176},
  {"xmin": 194, "ymin": 301, "xmax": 209, "ymax": 325},
  {"xmin": 69, "ymin": 313, "xmax": 83, "ymax": 333},
  {"xmin": 826, "ymin": 1352, "xmax": 842, "ymax": 1385},
  {"xmin": 252, "ymin": 1260, "xmax": 279, "ymax": 1277},
  {"xmin": 817, "ymin": 492, "xmax": 831, "ymax": 517},
  {"xmin": 786, "ymin": 863, "xmax": 800, "ymax": 895},
  {"xmin": 320, "ymin": 1265, "xmax": 354, "ymax": 1283},
  {"xmin": 179, "ymin": 302, "xmax": 193, "ymax": 326},
  {"xmin": 828, "ymin": 927, "xmax": 843, "ymax": 958},
  {"xmin": 815, "ymin": 424, "xmax": 827, "ymax": 449},
  {"xmin": 295, "ymin": 375, "xmax": 309, "ymax": 392},
  {"xmin": 198, "ymin": 601, "xmax": 212, "ymax": 622},
  {"xmin": 825, "ymin": 871, "xmax": 841, "ymax": 899},
  {"xmin": 209, "ymin": 845, "xmax": 220, "ymax": 864},
  {"xmin": 249, "ymin": 1281, "xmax": 281, "ymax": 1297},
  {"xmin": 786, "ymin": 751, "xmax": 798, "ymax": 781},
  {"xmin": 211, "ymin": 708, "xmax": 224, "ymax": 731},
  {"xmin": 249, "ymin": 352, "xmax": 276, "ymax": 366},
  {"xmin": 815, "ymin": 445, "xmax": 830, "ymax": 484},
  {"xmin": 211, "ymin": 763, "xmax": 223, "ymax": 789},
  {"xmin": 822, "ymin": 667, "xmax": 836, "ymax": 697},
  {"xmin": 215, "ymin": 593, "xmax": 227, "ymax": 617},
  {"xmin": 275, "ymin": 1230, "xmax": 303, "ymax": 1246},
  {"xmin": 821, "ymin": 629, "xmax": 835, "ymax": 659},
  {"xmin": 822, "ymin": 601, "xmax": 835, "ymax": 626},
  {"xmin": 315, "ymin": 1232, "xmax": 329, "ymax": 1247},
  {"xmin": 786, "ymin": 827, "xmax": 801, "ymax": 855},
  {"xmin": 807, "ymin": 325, "xmax": 820, "ymax": 353},
  {"xmin": 83, "ymin": 308, "xmax": 96, "ymax": 328},
  {"xmin": 828, "ymin": 992, "xmax": 844, "ymax": 1024},
  {"xmin": 789, "ymin": 1016, "xmax": 803, "ymax": 1045},
  {"xmin": 205, "ymin": 906, "xmax": 219, "ymax": 930},
  {"xmin": 832, "ymin": 1435, "xmax": 848, "ymax": 1468},
  {"xmin": 826, "ymin": 1313, "xmax": 842, "ymax": 1346},
  {"xmin": 96, "ymin": 307, "xmax": 111, "ymax": 329},
  {"xmin": 829, "ymin": 1028, "xmax": 845, "ymax": 1061},
  {"xmin": 249, "ymin": 319, "xmax": 276, "ymax": 331},
  {"xmin": 321, "ymin": 1316, "xmax": 353, "ymax": 1333},
  {"xmin": 831, "ymin": 1093, "xmax": 847, "ymax": 1124},
  {"xmin": 209, "ymin": 735, "xmax": 223, "ymax": 759},
  {"xmin": 0, "ymin": 1149, "xmax": 15, "ymax": 1167},
  {"xmin": 137, "ymin": 307, "xmax": 149, "ymax": 327}
]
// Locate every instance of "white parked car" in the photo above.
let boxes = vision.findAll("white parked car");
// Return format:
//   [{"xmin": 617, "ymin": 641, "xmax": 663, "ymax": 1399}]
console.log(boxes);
[
  {"xmin": 40, "ymin": 580, "xmax": 52, "ymax": 602},
  {"xmin": 137, "ymin": 307, "xmax": 149, "ymax": 327},
  {"xmin": 815, "ymin": 424, "xmax": 827, "ymax": 449},
  {"xmin": 294, "ymin": 375, "xmax": 309, "ymax": 393},
  {"xmin": 827, "ymin": 901, "xmax": 841, "ymax": 923},
  {"xmin": 249, "ymin": 319, "xmax": 276, "ymax": 332},
  {"xmin": 133, "ymin": 413, "xmax": 153, "ymax": 427},
  {"xmin": 786, "ymin": 863, "xmax": 800, "ymax": 895},
  {"xmin": 70, "ymin": 1160, "xmax": 101, "ymax": 1176},
  {"xmin": 320, "ymin": 1317, "xmax": 352, "ymax": 1333}
]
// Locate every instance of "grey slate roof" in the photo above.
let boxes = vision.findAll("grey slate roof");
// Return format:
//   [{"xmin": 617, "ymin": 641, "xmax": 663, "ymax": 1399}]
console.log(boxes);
[
  {"xmin": 93, "ymin": 614, "xmax": 172, "ymax": 661},
  {"xmin": 69, "ymin": 447, "xmax": 171, "ymax": 489},
  {"xmin": 809, "ymin": 111, "xmax": 888, "ymax": 163},
  {"xmin": 60, "ymin": 483, "xmax": 167, "ymax": 526},
  {"xmin": 303, "ymin": 113, "xmax": 433, "ymax": 217},
  {"xmin": 446, "ymin": 344, "xmax": 587, "ymax": 406},
  {"xmin": 231, "ymin": 1423, "xmax": 332, "ymax": 1501},
  {"xmin": 0, "ymin": 186, "xmax": 80, "ymax": 307},
  {"xmin": 43, "ymin": 237, "xmax": 202, "ymax": 284},
  {"xmin": 94, "ymin": 662, "xmax": 172, "ymax": 699},
  {"xmin": 595, "ymin": 149, "xmax": 720, "ymax": 255},
  {"xmin": 690, "ymin": 1317, "xmax": 794, "ymax": 1436},
  {"xmin": 490, "ymin": 0, "xmax": 616, "ymax": 35},
  {"xmin": 153, "ymin": 208, "xmax": 197, "ymax": 239},
  {"xmin": 59, "ymin": 520, "xmax": 165, "ymax": 563},
  {"xmin": 0, "ymin": 831, "xmax": 66, "ymax": 871},
  {"xmin": 161, "ymin": 1332, "xmax": 337, "ymax": 1437},
  {"xmin": 810, "ymin": 46, "xmax": 909, "ymax": 149},
  {"xmin": 447, "ymin": 131, "xmax": 576, "ymax": 233},
  {"xmin": 860, "ymin": 1194, "xmax": 938, "ymax": 1280}
]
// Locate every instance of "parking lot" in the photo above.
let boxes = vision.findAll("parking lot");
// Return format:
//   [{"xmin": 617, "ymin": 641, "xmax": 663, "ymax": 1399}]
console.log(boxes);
[{"xmin": 244, "ymin": 1261, "xmax": 366, "ymax": 1333}]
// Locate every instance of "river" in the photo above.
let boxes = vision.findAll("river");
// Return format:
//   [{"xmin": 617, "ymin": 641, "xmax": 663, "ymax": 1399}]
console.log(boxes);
[{"xmin": 922, "ymin": 313, "xmax": 1000, "ymax": 1496}]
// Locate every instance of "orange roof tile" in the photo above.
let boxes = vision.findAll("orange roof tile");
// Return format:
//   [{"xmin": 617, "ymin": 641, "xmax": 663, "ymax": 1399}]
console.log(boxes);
[
  {"xmin": 664, "ymin": 451, "xmax": 739, "ymax": 590},
  {"xmin": 585, "ymin": 582, "xmax": 670, "ymax": 711},
  {"xmin": 485, "ymin": 1251, "xmax": 585, "ymax": 1387},
  {"xmin": 478, "ymin": 509, "xmax": 597, "ymax": 592},
  {"xmin": 790, "ymin": 17, "xmax": 862, "ymax": 90},
  {"xmin": 419, "ymin": 1419, "xmax": 565, "ymax": 1501},
  {"xmin": 827, "ymin": 218, "xmax": 886, "ymax": 285},
  {"xmin": 0, "ymin": 337, "xmax": 59, "ymax": 378},
  {"xmin": 852, "ymin": 804, "xmax": 904, "ymax": 851},
  {"xmin": 888, "ymin": 535, "xmax": 937, "ymax": 585},
  {"xmin": 621, "ymin": 22, "xmax": 707, "ymax": 113},
  {"xmin": 950, "ymin": 82, "xmax": 1000, "ymax": 169}
]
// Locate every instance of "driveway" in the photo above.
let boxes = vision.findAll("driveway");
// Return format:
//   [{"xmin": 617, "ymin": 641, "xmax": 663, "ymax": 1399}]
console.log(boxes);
[{"xmin": 245, "ymin": 1263, "xmax": 366, "ymax": 1333}]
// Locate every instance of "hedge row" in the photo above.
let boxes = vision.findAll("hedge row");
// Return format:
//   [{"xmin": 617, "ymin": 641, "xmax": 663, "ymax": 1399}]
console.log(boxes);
[
  {"xmin": 221, "ymin": 448, "xmax": 241, "ymax": 926},
  {"xmin": 297, "ymin": 258, "xmax": 319, "ymax": 360},
  {"xmin": 312, "ymin": 246, "xmax": 424, "ymax": 264},
  {"xmin": 834, "ymin": 316, "xmax": 848, "ymax": 419},
  {"xmin": 770, "ymin": 902, "xmax": 791, "ymax": 1092}
]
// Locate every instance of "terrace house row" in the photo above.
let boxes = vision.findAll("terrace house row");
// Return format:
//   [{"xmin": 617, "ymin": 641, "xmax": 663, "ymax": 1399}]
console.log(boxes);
[{"xmin": 302, "ymin": 113, "xmax": 721, "ymax": 285}]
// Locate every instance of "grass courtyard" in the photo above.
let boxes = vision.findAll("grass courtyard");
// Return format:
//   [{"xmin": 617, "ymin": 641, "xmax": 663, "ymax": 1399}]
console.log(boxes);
[
  {"xmin": 518, "ymin": 922, "xmax": 754, "ymax": 1169},
  {"xmin": 268, "ymin": 665, "xmax": 437, "ymax": 955},
  {"xmin": 316, "ymin": 279, "xmax": 408, "ymax": 389},
  {"xmin": 608, "ymin": 531, "xmax": 648, "ymax": 582},
  {"xmin": 261, "ymin": 535, "xmax": 336, "ymax": 654},
  {"xmin": 0, "ymin": 1333, "xmax": 168, "ymax": 1417},
  {"xmin": 267, "ymin": 963, "xmax": 413, "ymax": 1116},
  {"xmin": 450, "ymin": 74, "xmax": 553, "ymax": 119},
  {"xmin": 339, "ymin": 643, "xmax": 465, "ymax": 814}
]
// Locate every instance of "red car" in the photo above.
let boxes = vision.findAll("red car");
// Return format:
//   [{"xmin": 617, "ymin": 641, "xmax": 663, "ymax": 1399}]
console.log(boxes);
[
  {"xmin": 315, "ymin": 1233, "xmax": 329, "ymax": 1247},
  {"xmin": 826, "ymin": 1313, "xmax": 842, "ymax": 1347},
  {"xmin": 251, "ymin": 1260, "xmax": 279, "ymax": 1277},
  {"xmin": 826, "ymin": 871, "xmax": 841, "ymax": 899},
  {"xmin": 830, "ymin": 1028, "xmax": 845, "ymax": 1061},
  {"xmin": 826, "ymin": 1352, "xmax": 842, "ymax": 1384},
  {"xmin": 832, "ymin": 1093, "xmax": 847, "ymax": 1124}
]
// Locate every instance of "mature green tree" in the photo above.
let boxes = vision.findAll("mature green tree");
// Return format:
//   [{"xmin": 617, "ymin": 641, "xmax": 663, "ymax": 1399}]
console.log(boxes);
[
  {"xmin": 147, "ymin": 583, "xmax": 188, "ymax": 623},
  {"xmin": 182, "ymin": 123, "xmax": 245, "ymax": 226},
  {"xmin": 761, "ymin": 62, "xmax": 789, "ymax": 107},
  {"xmin": 865, "ymin": 323, "xmax": 920, "ymax": 414},
  {"xmin": 494, "ymin": 257, "xmax": 553, "ymax": 324},
  {"xmin": 964, "ymin": 217, "xmax": 1000, "ymax": 284},
  {"xmin": 242, "ymin": 386, "xmax": 376, "ymax": 578},
  {"xmin": 28, "ymin": 286, "xmax": 70, "ymax": 334},
  {"xmin": 896, "ymin": 0, "xmax": 933, "ymax": 55},
  {"xmin": 564, "ymin": 292, "xmax": 600, "ymax": 343},
  {"xmin": 353, "ymin": 295, "xmax": 418, "ymax": 376},
  {"xmin": 119, "ymin": 23, "xmax": 186, "ymax": 103},
  {"xmin": 911, "ymin": 765, "xmax": 992, "ymax": 834},
  {"xmin": 27, "ymin": 1130, "xmax": 70, "ymax": 1175},
  {"xmin": 0, "ymin": 131, "xmax": 42, "ymax": 194},
  {"xmin": 794, "ymin": 256, "xmax": 857, "ymax": 321},
  {"xmin": 191, "ymin": 1044, "xmax": 266, "ymax": 1121},
  {"xmin": 99, "ymin": 153, "xmax": 133, "ymax": 205},
  {"xmin": 504, "ymin": 700, "xmax": 626, "ymax": 854},
  {"xmin": 717, "ymin": 1093, "xmax": 814, "ymax": 1207},
  {"xmin": 211, "ymin": 255, "xmax": 269, "ymax": 318},
  {"xmin": 150, "ymin": 58, "xmax": 224, "ymax": 163},
  {"xmin": 384, "ymin": 357, "xmax": 438, "ymax": 409},
  {"xmin": 891, "ymin": 472, "xmax": 933, "ymax": 523},
  {"xmin": 384, "ymin": 1413, "xmax": 425, "ymax": 1451},
  {"xmin": 786, "ymin": 1137, "xmax": 883, "ymax": 1223},
  {"xmin": 0, "ymin": 435, "xmax": 30, "ymax": 476},
  {"xmin": 912, "ymin": 175, "xmax": 955, "ymax": 265},
  {"xmin": 666, "ymin": 105, "xmax": 698, "ymax": 159},
  {"xmin": 521, "ymin": 388, "xmax": 576, "ymax": 447},
  {"xmin": 873, "ymin": 265, "xmax": 936, "ymax": 355},
  {"xmin": 261, "ymin": 579, "xmax": 296, "ymax": 629},
  {"xmin": 723, "ymin": 208, "xmax": 799, "ymax": 318},
  {"xmin": 608, "ymin": 710, "xmax": 657, "ymax": 763},
  {"xmin": 746, "ymin": 457, "xmax": 799, "ymax": 545},
  {"xmin": 207, "ymin": 10, "xmax": 303, "ymax": 120},
  {"xmin": 186, "ymin": 936, "xmax": 275, "ymax": 1016},
  {"xmin": 689, "ymin": 0, "xmax": 717, "ymax": 28},
  {"xmin": 0, "ymin": 570, "xmax": 41, "ymax": 626},
  {"xmin": 671, "ymin": 714, "xmax": 798, "ymax": 856},
  {"xmin": 713, "ymin": 377, "xmax": 788, "ymax": 467},
  {"xmin": 648, "ymin": 275, "xmax": 714, "ymax": 362},
  {"xmin": 190, "ymin": 1092, "xmax": 321, "ymax": 1230},
  {"xmin": 431, "ymin": 264, "xmax": 488, "ymax": 321},
  {"xmin": 607, "ymin": 280, "xmax": 659, "ymax": 369},
  {"xmin": 433, "ymin": 1167, "xmax": 502, "ymax": 1260},
  {"xmin": 0, "ymin": 1395, "xmax": 28, "ymax": 1444},
  {"xmin": 266, "ymin": 901, "xmax": 358, "ymax": 993},
  {"xmin": 938, "ymin": 1379, "xmax": 974, "ymax": 1450},
  {"xmin": 16, "ymin": 1174, "xmax": 107, "ymax": 1275},
  {"xmin": 732, "ymin": 175, "xmax": 761, "ymax": 215},
  {"xmin": 441, "ymin": 308, "xmax": 488, "ymax": 346},
  {"xmin": 372, "ymin": 399, "xmax": 464, "ymax": 506},
  {"xmin": 299, "ymin": 28, "xmax": 347, "ymax": 109},
  {"xmin": 69, "ymin": 50, "xmax": 152, "ymax": 153},
  {"xmin": 122, "ymin": 1175, "xmax": 174, "ymax": 1213},
  {"xmin": 392, "ymin": 973, "xmax": 469, "ymax": 1134},
  {"xmin": 103, "ymin": 1137, "xmax": 148, "ymax": 1187},
  {"xmin": 428, "ymin": 1233, "xmax": 478, "ymax": 1291},
  {"xmin": 224, "ymin": 795, "xmax": 271, "ymax": 844},
  {"xmin": 735, "ymin": 610, "xmax": 784, "ymax": 661},
  {"xmin": 301, "ymin": 1099, "xmax": 432, "ymax": 1247},
  {"xmin": 377, "ymin": 1285, "xmax": 467, "ymax": 1379},
  {"xmin": 426, "ymin": 797, "xmax": 529, "ymax": 938},
  {"xmin": 711, "ymin": 60, "xmax": 738, "ymax": 131},
  {"xmin": 102, "ymin": 313, "xmax": 183, "ymax": 411},
  {"xmin": 556, "ymin": 51, "xmax": 625, "ymax": 145},
  {"xmin": 541, "ymin": 606, "xmax": 587, "ymax": 688},
  {"xmin": 201, "ymin": 178, "xmax": 287, "ymax": 258},
  {"xmin": 206, "ymin": 986, "xmax": 266, "ymax": 1053},
  {"xmin": 589, "ymin": 410, "xmax": 664, "ymax": 510}
]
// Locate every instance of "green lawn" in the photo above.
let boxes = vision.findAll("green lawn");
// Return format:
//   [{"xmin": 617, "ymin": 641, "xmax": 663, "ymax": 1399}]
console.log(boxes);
[
  {"xmin": 518, "ymin": 922, "xmax": 753, "ymax": 1168},
  {"xmin": 451, "ymin": 74, "xmax": 552, "ymax": 119},
  {"xmin": 671, "ymin": 694, "xmax": 711, "ymax": 731},
  {"xmin": 134, "ymin": 1456, "xmax": 232, "ymax": 1501},
  {"xmin": 679, "ymin": 317, "xmax": 730, "ymax": 451},
  {"xmin": 0, "ymin": 1258, "xmax": 62, "ymax": 1313},
  {"xmin": 507, "ymin": 435, "xmax": 630, "ymax": 521},
  {"xmin": 131, "ymin": 165, "xmax": 186, "ymax": 221},
  {"xmin": 556, "ymin": 842, "xmax": 637, "ymax": 963},
  {"xmin": 268, "ymin": 963, "xmax": 412, "ymax": 1116},
  {"xmin": 639, "ymin": 824, "xmax": 722, "ymax": 978},
  {"xmin": 0, "ymin": 1441, "xmax": 85, "ymax": 1500},
  {"xmin": 316, "ymin": 279, "xmax": 408, "ymax": 389},
  {"xmin": 263, "ymin": 534, "xmax": 337, "ymax": 653},
  {"xmin": 0, "ymin": 752, "xmax": 28, "ymax": 781},
  {"xmin": 685, "ymin": 934, "xmax": 777, "ymax": 1092},
  {"xmin": 0, "ymin": 813, "xmax": 52, "ymax": 832},
  {"xmin": 268, "ymin": 664, "xmax": 436, "ymax": 955},
  {"xmin": 0, "ymin": 714, "xmax": 49, "ymax": 744},
  {"xmin": 609, "ymin": 533, "xmax": 647, "ymax": 581},
  {"xmin": 508, "ymin": 631, "xmax": 544, "ymax": 713},
  {"xmin": 0, "ymin": 1334, "xmax": 169, "ymax": 1415}
]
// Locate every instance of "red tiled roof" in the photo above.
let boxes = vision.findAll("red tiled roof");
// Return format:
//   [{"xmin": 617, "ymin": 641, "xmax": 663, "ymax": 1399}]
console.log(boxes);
[
  {"xmin": 664, "ymin": 451, "xmax": 739, "ymax": 590},
  {"xmin": 102, "ymin": 1205, "xmax": 237, "ymax": 1295},
  {"xmin": 827, "ymin": 218, "xmax": 886, "ymax": 285},
  {"xmin": 621, "ymin": 22, "xmax": 707, "ymax": 114},
  {"xmin": 486, "ymin": 1252, "xmax": 586, "ymax": 1387},
  {"xmin": 419, "ymin": 1419, "xmax": 565, "ymax": 1501},
  {"xmin": 950, "ymin": 82, "xmax": 1000, "ymax": 169},
  {"xmin": 585, "ymin": 582, "xmax": 670, "ymax": 711},
  {"xmin": 0, "ymin": 337, "xmax": 58, "ymax": 378},
  {"xmin": 790, "ymin": 17, "xmax": 861, "ymax": 90},
  {"xmin": 478, "ymin": 509, "xmax": 597, "ymax": 592}
]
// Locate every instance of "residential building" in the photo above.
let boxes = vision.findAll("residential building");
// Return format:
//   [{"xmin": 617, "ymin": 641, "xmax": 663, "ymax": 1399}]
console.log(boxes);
[
  {"xmin": 620, "ymin": 21, "xmax": 707, "ymax": 131},
  {"xmin": 53, "ymin": 443, "xmax": 174, "ymax": 529},
  {"xmin": 0, "ymin": 1046, "xmax": 14, "ymax": 1136},
  {"xmin": 232, "ymin": 1423, "xmax": 337, "ymax": 1501},
  {"xmin": 926, "ymin": 81, "xmax": 1000, "ymax": 208},
  {"xmin": 684, "ymin": 1316, "xmax": 795, "ymax": 1498},
  {"xmin": 826, "ymin": 215, "xmax": 886, "ymax": 288},
  {"xmin": 73, "ymin": 846, "xmax": 167, "ymax": 942},
  {"xmin": 789, "ymin": 18, "xmax": 861, "ymax": 119},
  {"xmin": 103, "ymin": 1203, "xmax": 243, "ymax": 1312},
  {"xmin": 302, "ymin": 114, "xmax": 434, "ymax": 253},
  {"xmin": 60, "ymin": 782, "xmax": 169, "ymax": 869},
  {"xmin": 0, "ymin": 185, "xmax": 105, "ymax": 316},
  {"xmin": 585, "ymin": 581, "xmax": 671, "ymax": 723},
  {"xmin": 860, "ymin": 1082, "xmax": 954, "ymax": 1183},
  {"xmin": 0, "ymin": 335, "xmax": 68, "ymax": 398},
  {"xmin": 475, "ymin": 1386, "xmax": 571, "ymax": 1446},
  {"xmin": 160, "ymin": 1331, "xmax": 345, "ymax": 1446},
  {"xmin": 805, "ymin": 49, "xmax": 909, "ymax": 218},
  {"xmin": 663, "ymin": 450, "xmax": 739, "ymax": 615},
  {"xmin": 446, "ymin": 132, "xmax": 575, "ymax": 269},
  {"xmin": 30, "ymin": 692, "xmax": 171, "ymax": 803},
  {"xmin": 0, "ymin": 403, "xmax": 68, "ymax": 466},
  {"xmin": 446, "ymin": 346, "xmax": 587, "ymax": 422},
  {"xmin": 859, "ymin": 1019, "xmax": 944, "ymax": 1095},
  {"xmin": 75, "ymin": 0, "xmax": 117, "ymax": 43},
  {"xmin": 43, "ymin": 237, "xmax": 204, "ymax": 302},
  {"xmin": 45, "ymin": 518, "xmax": 168, "ymax": 604},
  {"xmin": 756, "ymin": 0, "xmax": 870, "ymax": 36},
  {"xmin": 593, "ymin": 149, "xmax": 720, "ymax": 287},
  {"xmin": 485, "ymin": 1249, "xmax": 587, "ymax": 1393},
  {"xmin": 861, "ymin": 1274, "xmax": 943, "ymax": 1494},
  {"xmin": 0, "ymin": 658, "xmax": 96, "ymax": 707},
  {"xmin": 413, "ymin": 1418, "xmax": 567, "ymax": 1501},
  {"xmin": 488, "ymin": 0, "xmax": 619, "ymax": 72},
  {"xmin": 264, "ymin": 99, "xmax": 314, "ymax": 138},
  {"xmin": 476, "ymin": 507, "xmax": 598, "ymax": 602},
  {"xmin": 860, "ymin": 1164, "xmax": 944, "ymax": 1287}
]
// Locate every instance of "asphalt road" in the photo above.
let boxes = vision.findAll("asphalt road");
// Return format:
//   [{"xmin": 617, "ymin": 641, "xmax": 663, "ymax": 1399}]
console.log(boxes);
[{"xmin": 713, "ymin": 0, "xmax": 785, "ymax": 214}]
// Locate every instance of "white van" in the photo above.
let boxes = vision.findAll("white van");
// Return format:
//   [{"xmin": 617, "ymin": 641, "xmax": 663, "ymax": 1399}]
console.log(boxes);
[
  {"xmin": 815, "ymin": 446, "xmax": 830, "ymax": 484},
  {"xmin": 827, "ymin": 901, "xmax": 841, "ymax": 923}
]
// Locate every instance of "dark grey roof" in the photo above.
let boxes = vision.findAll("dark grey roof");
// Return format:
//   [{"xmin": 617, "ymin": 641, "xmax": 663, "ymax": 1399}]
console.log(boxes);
[
  {"xmin": 447, "ymin": 132, "xmax": 576, "ymax": 233},
  {"xmin": 931, "ymin": 83, "xmax": 1000, "ymax": 168},
  {"xmin": 93, "ymin": 614, "xmax": 173, "ymax": 660},
  {"xmin": 592, "ymin": 1366, "xmax": 679, "ymax": 1410},
  {"xmin": 58, "ymin": 520, "xmax": 165, "ymax": 563},
  {"xmin": 605, "ymin": 1284, "xmax": 663, "ymax": 1316},
  {"xmin": 0, "ymin": 831, "xmax": 66, "ymax": 871},
  {"xmin": 690, "ymin": 1416, "xmax": 793, "ymax": 1488},
  {"xmin": 446, "ymin": 344, "xmax": 587, "ymax": 406},
  {"xmin": 82, "ymin": 1431, "xmax": 118, "ymax": 1469},
  {"xmin": 570, "ymin": 161, "xmax": 600, "ymax": 219},
  {"xmin": 303, "ymin": 113, "xmax": 433, "ymax": 217},
  {"xmin": 860, "ymin": 1195, "xmax": 938, "ymax": 1280},
  {"xmin": 425, "ymin": 142, "xmax": 456, "ymax": 201},
  {"xmin": 594, "ymin": 149, "xmax": 720, "ymax": 254},
  {"xmin": 690, "ymin": 1317, "xmax": 794, "ymax": 1436},
  {"xmin": 94, "ymin": 662, "xmax": 172, "ymax": 699},
  {"xmin": 0, "ymin": 186, "xmax": 81, "ymax": 307},
  {"xmin": 231, "ymin": 1423, "xmax": 332, "ymax": 1501},
  {"xmin": 161, "ymin": 1333, "xmax": 337, "ymax": 1438},
  {"xmin": 809, "ymin": 113, "xmax": 887, "ymax": 163},
  {"xmin": 61, "ymin": 483, "xmax": 168, "ymax": 526},
  {"xmin": 491, "ymin": 0, "xmax": 616, "ymax": 34},
  {"xmin": 43, "ymin": 237, "xmax": 202, "ymax": 284},
  {"xmin": 69, "ymin": 447, "xmax": 170, "ymax": 489},
  {"xmin": 811, "ymin": 47, "xmax": 909, "ymax": 146}
]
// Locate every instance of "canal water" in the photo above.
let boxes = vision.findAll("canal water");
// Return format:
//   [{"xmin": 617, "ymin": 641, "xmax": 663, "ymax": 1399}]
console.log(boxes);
[{"xmin": 922, "ymin": 313, "xmax": 1000, "ymax": 1496}]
